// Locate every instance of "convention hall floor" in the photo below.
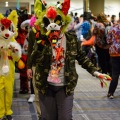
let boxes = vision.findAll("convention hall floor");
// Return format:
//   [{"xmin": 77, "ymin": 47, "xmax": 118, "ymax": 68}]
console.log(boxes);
[{"xmin": 12, "ymin": 62, "xmax": 120, "ymax": 120}]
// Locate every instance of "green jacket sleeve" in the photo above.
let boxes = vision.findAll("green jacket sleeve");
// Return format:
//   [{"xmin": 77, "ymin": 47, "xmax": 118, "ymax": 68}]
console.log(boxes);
[{"xmin": 27, "ymin": 29, "xmax": 36, "ymax": 69}]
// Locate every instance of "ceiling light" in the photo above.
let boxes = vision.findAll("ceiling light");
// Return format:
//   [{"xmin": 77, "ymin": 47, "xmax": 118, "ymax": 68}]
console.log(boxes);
[{"xmin": 5, "ymin": 1, "xmax": 8, "ymax": 7}]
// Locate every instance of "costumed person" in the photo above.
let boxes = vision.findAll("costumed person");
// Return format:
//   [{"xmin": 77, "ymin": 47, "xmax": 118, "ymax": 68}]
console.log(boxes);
[
  {"xmin": 0, "ymin": 10, "xmax": 21, "ymax": 120},
  {"xmin": 16, "ymin": 9, "xmax": 32, "ymax": 94},
  {"xmin": 27, "ymin": 15, "xmax": 41, "ymax": 120},
  {"xmin": 20, "ymin": 19, "xmax": 36, "ymax": 101},
  {"xmin": 23, "ymin": 17, "xmax": 36, "ymax": 103},
  {"xmin": 27, "ymin": 0, "xmax": 112, "ymax": 120},
  {"xmin": 21, "ymin": 16, "xmax": 36, "ymax": 103}
]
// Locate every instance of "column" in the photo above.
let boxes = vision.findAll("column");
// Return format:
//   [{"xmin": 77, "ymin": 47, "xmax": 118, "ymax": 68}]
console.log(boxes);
[
  {"xmin": 89, "ymin": 0, "xmax": 104, "ymax": 15},
  {"xmin": 83, "ymin": 0, "xmax": 89, "ymax": 12}
]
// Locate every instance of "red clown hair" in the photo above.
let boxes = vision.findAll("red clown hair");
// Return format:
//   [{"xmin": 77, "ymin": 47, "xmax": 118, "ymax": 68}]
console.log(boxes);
[
  {"xmin": 46, "ymin": 6, "xmax": 57, "ymax": 19},
  {"xmin": 1, "ymin": 18, "xmax": 12, "ymax": 29}
]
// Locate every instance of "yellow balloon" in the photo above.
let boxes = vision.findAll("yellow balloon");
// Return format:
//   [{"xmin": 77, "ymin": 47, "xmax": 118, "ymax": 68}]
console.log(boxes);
[{"xmin": 17, "ymin": 59, "xmax": 25, "ymax": 69}]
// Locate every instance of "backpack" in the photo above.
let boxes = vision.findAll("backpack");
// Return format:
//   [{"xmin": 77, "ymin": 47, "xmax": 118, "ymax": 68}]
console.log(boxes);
[{"xmin": 93, "ymin": 23, "xmax": 110, "ymax": 48}]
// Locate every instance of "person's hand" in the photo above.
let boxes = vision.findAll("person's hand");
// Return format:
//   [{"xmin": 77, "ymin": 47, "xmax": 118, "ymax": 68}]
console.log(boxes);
[
  {"xmin": 81, "ymin": 38, "xmax": 87, "ymax": 46},
  {"xmin": 81, "ymin": 42, "xmax": 83, "ymax": 46},
  {"xmin": 81, "ymin": 40, "xmax": 86, "ymax": 46},
  {"xmin": 27, "ymin": 69, "xmax": 33, "ymax": 79},
  {"xmin": 94, "ymin": 71, "xmax": 112, "ymax": 88}
]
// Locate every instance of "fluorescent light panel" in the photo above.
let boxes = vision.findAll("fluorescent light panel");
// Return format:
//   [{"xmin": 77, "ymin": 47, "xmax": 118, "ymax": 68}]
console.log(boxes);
[{"xmin": 5, "ymin": 1, "xmax": 8, "ymax": 7}]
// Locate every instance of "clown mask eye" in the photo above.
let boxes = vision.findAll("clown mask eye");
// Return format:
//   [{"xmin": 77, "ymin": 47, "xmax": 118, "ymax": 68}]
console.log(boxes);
[
  {"xmin": 9, "ymin": 24, "xmax": 14, "ymax": 32},
  {"xmin": 43, "ymin": 17, "xmax": 50, "ymax": 27},
  {"xmin": 54, "ymin": 15, "xmax": 62, "ymax": 25},
  {"xmin": 1, "ymin": 25, "xmax": 5, "ymax": 31}
]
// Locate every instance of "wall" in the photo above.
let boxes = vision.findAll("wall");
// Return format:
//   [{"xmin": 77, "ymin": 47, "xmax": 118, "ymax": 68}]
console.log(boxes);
[
  {"xmin": 0, "ymin": 0, "xmax": 34, "ymax": 14},
  {"xmin": 36, "ymin": 0, "xmax": 120, "ymax": 18},
  {"xmin": 0, "ymin": 0, "xmax": 119, "ymax": 19},
  {"xmin": 0, "ymin": 2, "xmax": 29, "ymax": 14},
  {"xmin": 105, "ymin": 0, "xmax": 120, "ymax": 19},
  {"xmin": 89, "ymin": 0, "xmax": 104, "ymax": 15}
]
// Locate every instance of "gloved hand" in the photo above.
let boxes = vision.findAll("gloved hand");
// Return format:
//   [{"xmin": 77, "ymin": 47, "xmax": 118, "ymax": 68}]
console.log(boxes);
[
  {"xmin": 93, "ymin": 71, "xmax": 112, "ymax": 88},
  {"xmin": 8, "ymin": 42, "xmax": 21, "ymax": 58},
  {"xmin": 0, "ymin": 40, "xmax": 6, "ymax": 51}
]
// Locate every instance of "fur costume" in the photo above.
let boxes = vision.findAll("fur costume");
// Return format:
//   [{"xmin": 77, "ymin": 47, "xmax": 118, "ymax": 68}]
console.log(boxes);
[
  {"xmin": 32, "ymin": 0, "xmax": 112, "ymax": 89},
  {"xmin": 27, "ymin": 0, "xmax": 112, "ymax": 119},
  {"xmin": 32, "ymin": 0, "xmax": 71, "ymax": 50},
  {"xmin": 0, "ymin": 10, "xmax": 21, "ymax": 118},
  {"xmin": 16, "ymin": 10, "xmax": 32, "ymax": 93}
]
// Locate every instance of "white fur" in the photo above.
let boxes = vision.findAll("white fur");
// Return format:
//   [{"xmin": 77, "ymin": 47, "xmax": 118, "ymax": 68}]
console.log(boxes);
[
  {"xmin": 0, "ymin": 40, "xmax": 7, "ymax": 50},
  {"xmin": 21, "ymin": 19, "xmax": 30, "ymax": 30},
  {"xmin": 0, "ymin": 22, "xmax": 16, "ymax": 41},
  {"xmin": 8, "ymin": 42, "xmax": 22, "ymax": 58},
  {"xmin": 46, "ymin": 23, "xmax": 60, "ymax": 31},
  {"xmin": 93, "ymin": 71, "xmax": 101, "ymax": 77}
]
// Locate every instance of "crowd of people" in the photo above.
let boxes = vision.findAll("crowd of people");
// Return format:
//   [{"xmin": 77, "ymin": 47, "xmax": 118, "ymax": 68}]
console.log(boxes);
[
  {"xmin": 67, "ymin": 11, "xmax": 120, "ymax": 100},
  {"xmin": 0, "ymin": 0, "xmax": 120, "ymax": 120}
]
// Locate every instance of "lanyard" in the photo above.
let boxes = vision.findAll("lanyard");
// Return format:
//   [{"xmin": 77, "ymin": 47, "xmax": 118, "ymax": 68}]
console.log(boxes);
[{"xmin": 52, "ymin": 34, "xmax": 64, "ymax": 62}]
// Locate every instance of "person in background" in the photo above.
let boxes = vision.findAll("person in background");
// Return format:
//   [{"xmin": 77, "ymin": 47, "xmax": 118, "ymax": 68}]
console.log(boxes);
[
  {"xmin": 20, "ymin": 18, "xmax": 36, "ymax": 103},
  {"xmin": 80, "ymin": 12, "xmax": 93, "ymax": 55},
  {"xmin": 80, "ymin": 13, "xmax": 98, "ymax": 67},
  {"xmin": 93, "ymin": 14, "xmax": 112, "ymax": 75},
  {"xmin": 27, "ymin": 15, "xmax": 41, "ymax": 120},
  {"xmin": 111, "ymin": 15, "xmax": 117, "ymax": 25},
  {"xmin": 74, "ymin": 12, "xmax": 79, "ymax": 24},
  {"xmin": 67, "ymin": 12, "xmax": 75, "ymax": 32},
  {"xmin": 106, "ymin": 15, "xmax": 111, "ymax": 22},
  {"xmin": 117, "ymin": 12, "xmax": 120, "ymax": 23},
  {"xmin": 16, "ymin": 9, "xmax": 32, "ymax": 94},
  {"xmin": 74, "ymin": 14, "xmax": 84, "ymax": 42},
  {"xmin": 107, "ymin": 21, "xmax": 120, "ymax": 99}
]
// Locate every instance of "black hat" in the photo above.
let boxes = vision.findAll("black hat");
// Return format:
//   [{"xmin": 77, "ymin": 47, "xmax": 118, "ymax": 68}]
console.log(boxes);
[{"xmin": 83, "ymin": 12, "xmax": 92, "ymax": 20}]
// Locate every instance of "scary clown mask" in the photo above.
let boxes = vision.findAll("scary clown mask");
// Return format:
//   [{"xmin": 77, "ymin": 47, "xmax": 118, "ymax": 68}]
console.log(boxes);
[{"xmin": 34, "ymin": 0, "xmax": 71, "ymax": 46}]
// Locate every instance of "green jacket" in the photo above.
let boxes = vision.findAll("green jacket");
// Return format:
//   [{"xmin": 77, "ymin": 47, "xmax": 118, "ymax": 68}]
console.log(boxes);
[
  {"xmin": 30, "ymin": 31, "xmax": 99, "ymax": 95},
  {"xmin": 27, "ymin": 30, "xmax": 36, "ymax": 68}
]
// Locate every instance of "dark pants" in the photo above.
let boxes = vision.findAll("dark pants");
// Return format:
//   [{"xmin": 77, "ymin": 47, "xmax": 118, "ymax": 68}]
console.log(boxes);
[
  {"xmin": 108, "ymin": 57, "xmax": 120, "ymax": 95},
  {"xmin": 20, "ymin": 75, "xmax": 29, "ymax": 91},
  {"xmin": 39, "ymin": 85, "xmax": 73, "ymax": 120},
  {"xmin": 95, "ymin": 45, "xmax": 111, "ymax": 75},
  {"xmin": 30, "ymin": 78, "xmax": 34, "ymax": 94}
]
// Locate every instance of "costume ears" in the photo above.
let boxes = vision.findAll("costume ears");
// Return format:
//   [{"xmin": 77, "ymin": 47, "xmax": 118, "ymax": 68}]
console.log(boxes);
[
  {"xmin": 34, "ymin": 0, "xmax": 46, "ymax": 17},
  {"xmin": 7, "ymin": 10, "xmax": 18, "ymax": 27},
  {"xmin": 34, "ymin": 0, "xmax": 70, "ymax": 16},
  {"xmin": 0, "ymin": 13, "xmax": 4, "ymax": 20},
  {"xmin": 62, "ymin": 0, "xmax": 70, "ymax": 15}
]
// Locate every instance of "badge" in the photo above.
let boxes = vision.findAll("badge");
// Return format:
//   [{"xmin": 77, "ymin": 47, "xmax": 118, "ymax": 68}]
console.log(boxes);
[{"xmin": 47, "ymin": 67, "xmax": 61, "ymax": 83}]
